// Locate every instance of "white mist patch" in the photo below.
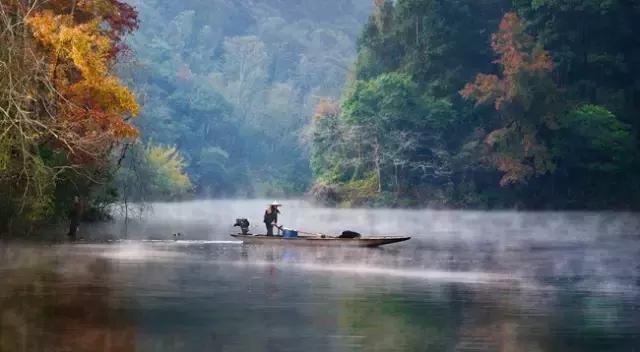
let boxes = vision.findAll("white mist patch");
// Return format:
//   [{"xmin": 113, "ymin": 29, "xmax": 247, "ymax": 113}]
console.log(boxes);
[
  {"xmin": 139, "ymin": 240, "xmax": 242, "ymax": 245},
  {"xmin": 229, "ymin": 260, "xmax": 520, "ymax": 285},
  {"xmin": 92, "ymin": 243, "xmax": 189, "ymax": 262},
  {"xmin": 96, "ymin": 199, "xmax": 640, "ymax": 247}
]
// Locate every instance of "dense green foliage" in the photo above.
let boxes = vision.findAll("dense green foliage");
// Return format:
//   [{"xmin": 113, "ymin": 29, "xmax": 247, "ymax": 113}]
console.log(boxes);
[
  {"xmin": 310, "ymin": 0, "xmax": 640, "ymax": 209},
  {"xmin": 4, "ymin": 0, "xmax": 639, "ymax": 234},
  {"xmin": 120, "ymin": 0, "xmax": 372, "ymax": 197}
]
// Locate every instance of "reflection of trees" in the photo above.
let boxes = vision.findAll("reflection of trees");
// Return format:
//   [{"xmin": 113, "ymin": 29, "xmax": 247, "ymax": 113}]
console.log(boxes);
[
  {"xmin": 337, "ymin": 287, "xmax": 550, "ymax": 351},
  {"xmin": 2, "ymin": 244, "xmax": 637, "ymax": 351},
  {"xmin": 544, "ymin": 291, "xmax": 640, "ymax": 351},
  {"xmin": 338, "ymin": 290, "xmax": 461, "ymax": 351},
  {"xmin": 454, "ymin": 289, "xmax": 549, "ymax": 352},
  {"xmin": 336, "ymin": 284, "xmax": 638, "ymax": 352},
  {"xmin": 0, "ymin": 251, "xmax": 136, "ymax": 352}
]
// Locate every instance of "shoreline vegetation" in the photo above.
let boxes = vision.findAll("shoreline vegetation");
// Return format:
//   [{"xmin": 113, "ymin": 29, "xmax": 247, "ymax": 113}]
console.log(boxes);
[
  {"xmin": 308, "ymin": 1, "xmax": 640, "ymax": 210},
  {"xmin": 0, "ymin": 1, "xmax": 141, "ymax": 235},
  {"xmin": 2, "ymin": 0, "xmax": 640, "ymax": 236}
]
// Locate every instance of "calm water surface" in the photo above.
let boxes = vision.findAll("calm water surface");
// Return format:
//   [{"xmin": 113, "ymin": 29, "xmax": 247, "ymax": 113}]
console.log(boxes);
[{"xmin": 1, "ymin": 200, "xmax": 639, "ymax": 351}]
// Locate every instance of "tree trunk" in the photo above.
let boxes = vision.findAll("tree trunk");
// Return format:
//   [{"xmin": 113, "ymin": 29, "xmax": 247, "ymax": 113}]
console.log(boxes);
[
  {"xmin": 373, "ymin": 136, "xmax": 382, "ymax": 193},
  {"xmin": 394, "ymin": 163, "xmax": 400, "ymax": 196}
]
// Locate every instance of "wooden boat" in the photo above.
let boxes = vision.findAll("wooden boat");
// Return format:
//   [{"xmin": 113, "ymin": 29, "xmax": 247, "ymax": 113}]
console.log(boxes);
[{"xmin": 229, "ymin": 233, "xmax": 411, "ymax": 247}]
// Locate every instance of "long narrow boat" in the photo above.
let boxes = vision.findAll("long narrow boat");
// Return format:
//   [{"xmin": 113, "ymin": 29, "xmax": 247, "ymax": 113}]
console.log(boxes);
[{"xmin": 230, "ymin": 233, "xmax": 411, "ymax": 247}]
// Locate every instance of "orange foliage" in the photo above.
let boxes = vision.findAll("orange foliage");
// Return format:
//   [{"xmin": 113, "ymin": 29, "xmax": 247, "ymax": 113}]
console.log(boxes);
[
  {"xmin": 460, "ymin": 74, "xmax": 504, "ymax": 108},
  {"xmin": 313, "ymin": 98, "xmax": 341, "ymax": 120},
  {"xmin": 42, "ymin": 0, "xmax": 138, "ymax": 40},
  {"xmin": 491, "ymin": 13, "xmax": 553, "ymax": 77},
  {"xmin": 493, "ymin": 153, "xmax": 532, "ymax": 187},
  {"xmin": 26, "ymin": 6, "xmax": 139, "ymax": 162},
  {"xmin": 460, "ymin": 12, "xmax": 553, "ymax": 111},
  {"xmin": 461, "ymin": 13, "xmax": 556, "ymax": 186},
  {"xmin": 487, "ymin": 130, "xmax": 552, "ymax": 186}
]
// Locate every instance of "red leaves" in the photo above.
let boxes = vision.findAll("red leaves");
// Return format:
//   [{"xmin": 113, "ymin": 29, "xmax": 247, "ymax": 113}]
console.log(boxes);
[
  {"xmin": 491, "ymin": 12, "xmax": 528, "ymax": 77},
  {"xmin": 58, "ymin": 101, "xmax": 138, "ymax": 163},
  {"xmin": 460, "ymin": 12, "xmax": 553, "ymax": 111},
  {"xmin": 460, "ymin": 74, "xmax": 505, "ymax": 109},
  {"xmin": 491, "ymin": 13, "xmax": 553, "ymax": 77},
  {"xmin": 103, "ymin": 0, "xmax": 138, "ymax": 56},
  {"xmin": 104, "ymin": 1, "xmax": 139, "ymax": 37},
  {"xmin": 460, "ymin": 13, "xmax": 557, "ymax": 187},
  {"xmin": 36, "ymin": 0, "xmax": 138, "ymax": 57}
]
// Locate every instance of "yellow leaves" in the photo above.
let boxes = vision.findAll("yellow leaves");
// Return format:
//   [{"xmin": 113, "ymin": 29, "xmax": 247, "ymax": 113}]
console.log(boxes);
[
  {"xmin": 26, "ymin": 9, "xmax": 139, "ymax": 161},
  {"xmin": 26, "ymin": 10, "xmax": 139, "ymax": 117},
  {"xmin": 67, "ymin": 77, "xmax": 139, "ymax": 116},
  {"xmin": 27, "ymin": 12, "xmax": 110, "ymax": 80},
  {"xmin": 101, "ymin": 77, "xmax": 139, "ymax": 116},
  {"xmin": 146, "ymin": 144, "xmax": 193, "ymax": 196}
]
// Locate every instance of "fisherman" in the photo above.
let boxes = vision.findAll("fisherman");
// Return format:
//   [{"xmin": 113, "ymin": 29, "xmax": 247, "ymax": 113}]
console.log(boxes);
[
  {"xmin": 67, "ymin": 196, "xmax": 82, "ymax": 241},
  {"xmin": 263, "ymin": 201, "xmax": 281, "ymax": 236}
]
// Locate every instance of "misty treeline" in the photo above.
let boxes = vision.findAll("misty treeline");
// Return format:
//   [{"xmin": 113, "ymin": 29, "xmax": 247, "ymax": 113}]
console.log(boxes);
[
  {"xmin": 0, "ymin": 0, "xmax": 371, "ymax": 233},
  {"xmin": 118, "ymin": 0, "xmax": 372, "ymax": 198},
  {"xmin": 3, "ymin": 0, "xmax": 640, "ymax": 234},
  {"xmin": 310, "ymin": 0, "xmax": 640, "ymax": 209}
]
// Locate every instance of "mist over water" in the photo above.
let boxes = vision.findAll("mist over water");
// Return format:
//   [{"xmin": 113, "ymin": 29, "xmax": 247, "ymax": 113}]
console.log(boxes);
[
  {"xmin": 86, "ymin": 200, "xmax": 640, "ymax": 293},
  {"xmin": 2, "ymin": 200, "xmax": 640, "ymax": 351},
  {"xmin": 97, "ymin": 199, "xmax": 640, "ymax": 242}
]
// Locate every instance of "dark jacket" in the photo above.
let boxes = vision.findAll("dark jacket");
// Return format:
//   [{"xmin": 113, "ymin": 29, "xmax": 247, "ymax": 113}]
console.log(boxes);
[
  {"xmin": 263, "ymin": 207, "xmax": 279, "ymax": 224},
  {"xmin": 69, "ymin": 200, "xmax": 82, "ymax": 222}
]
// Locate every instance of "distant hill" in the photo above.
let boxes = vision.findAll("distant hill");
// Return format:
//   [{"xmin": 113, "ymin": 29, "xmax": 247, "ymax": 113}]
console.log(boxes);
[{"xmin": 120, "ymin": 0, "xmax": 373, "ymax": 197}]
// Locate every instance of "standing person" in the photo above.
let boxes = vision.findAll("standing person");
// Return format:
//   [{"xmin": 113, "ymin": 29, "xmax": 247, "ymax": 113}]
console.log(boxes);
[
  {"xmin": 263, "ymin": 201, "xmax": 281, "ymax": 236},
  {"xmin": 67, "ymin": 196, "xmax": 82, "ymax": 241}
]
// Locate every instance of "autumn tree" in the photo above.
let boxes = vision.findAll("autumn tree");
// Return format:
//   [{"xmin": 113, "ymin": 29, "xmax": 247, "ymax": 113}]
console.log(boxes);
[
  {"xmin": 0, "ymin": 0, "xmax": 139, "ymax": 232},
  {"xmin": 309, "ymin": 0, "xmax": 640, "ymax": 209},
  {"xmin": 461, "ymin": 12, "xmax": 557, "ymax": 187}
]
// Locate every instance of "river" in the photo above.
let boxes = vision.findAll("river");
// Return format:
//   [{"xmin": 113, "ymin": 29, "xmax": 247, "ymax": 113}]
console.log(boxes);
[{"xmin": 1, "ymin": 200, "xmax": 639, "ymax": 351}]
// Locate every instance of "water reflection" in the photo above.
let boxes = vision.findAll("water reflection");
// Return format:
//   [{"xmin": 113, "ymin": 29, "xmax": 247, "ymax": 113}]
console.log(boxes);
[
  {"xmin": 2, "ymin": 202, "xmax": 640, "ymax": 351},
  {"xmin": 0, "ymin": 246, "xmax": 136, "ymax": 351}
]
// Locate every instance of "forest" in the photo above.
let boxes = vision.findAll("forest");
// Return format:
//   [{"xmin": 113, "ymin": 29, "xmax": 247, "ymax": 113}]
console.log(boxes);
[
  {"xmin": 118, "ymin": 0, "xmax": 373, "ymax": 199},
  {"xmin": 0, "ymin": 0, "xmax": 371, "ymax": 233},
  {"xmin": 310, "ymin": 0, "xmax": 640, "ymax": 209},
  {"xmin": 1, "ymin": 0, "xmax": 640, "ymax": 233}
]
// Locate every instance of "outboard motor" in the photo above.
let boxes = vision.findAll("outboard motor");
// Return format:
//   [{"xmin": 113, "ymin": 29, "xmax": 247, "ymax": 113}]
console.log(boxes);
[{"xmin": 233, "ymin": 218, "xmax": 250, "ymax": 235}]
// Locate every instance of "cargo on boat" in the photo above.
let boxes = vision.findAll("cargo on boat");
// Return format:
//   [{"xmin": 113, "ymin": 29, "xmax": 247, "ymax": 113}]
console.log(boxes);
[
  {"xmin": 229, "ymin": 233, "xmax": 411, "ymax": 247},
  {"xmin": 231, "ymin": 217, "xmax": 410, "ymax": 247}
]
